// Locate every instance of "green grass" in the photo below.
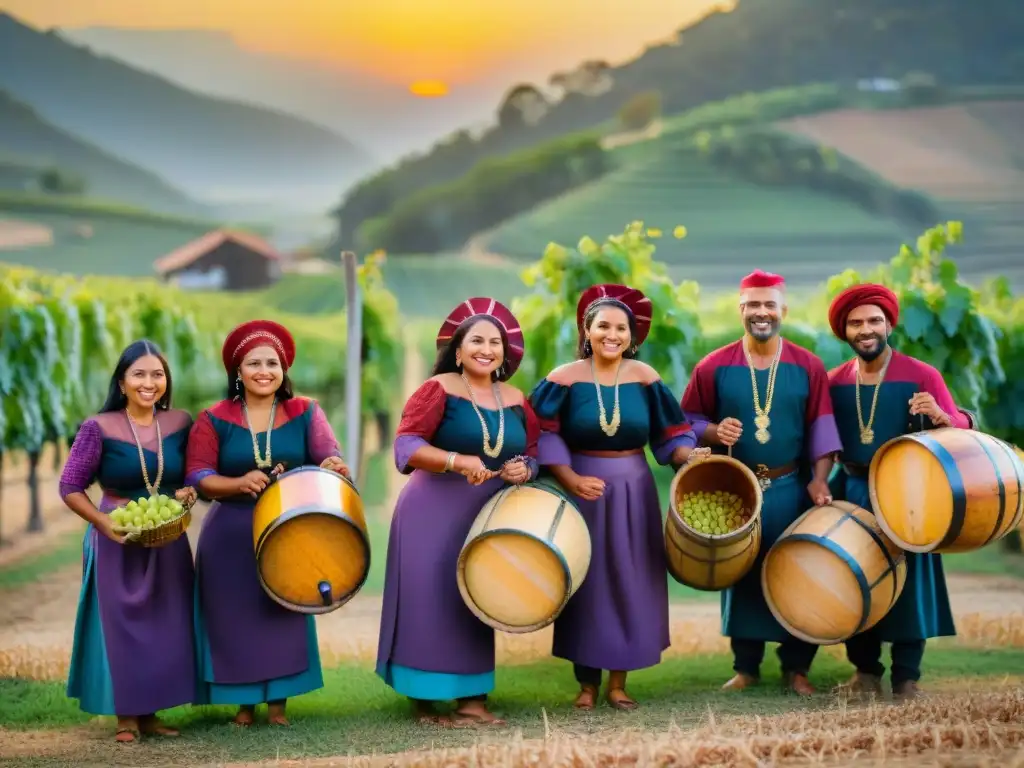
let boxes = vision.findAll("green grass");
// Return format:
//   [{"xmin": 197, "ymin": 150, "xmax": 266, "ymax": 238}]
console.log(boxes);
[
  {"xmin": 2, "ymin": 647, "xmax": 1021, "ymax": 764},
  {"xmin": 484, "ymin": 144, "xmax": 911, "ymax": 292},
  {"xmin": 255, "ymin": 256, "xmax": 526, "ymax": 321}
]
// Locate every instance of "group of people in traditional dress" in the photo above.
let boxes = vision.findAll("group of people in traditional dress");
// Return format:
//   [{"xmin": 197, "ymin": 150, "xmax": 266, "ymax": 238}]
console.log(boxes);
[
  {"xmin": 59, "ymin": 272, "xmax": 974, "ymax": 741},
  {"xmin": 60, "ymin": 321, "xmax": 349, "ymax": 743}
]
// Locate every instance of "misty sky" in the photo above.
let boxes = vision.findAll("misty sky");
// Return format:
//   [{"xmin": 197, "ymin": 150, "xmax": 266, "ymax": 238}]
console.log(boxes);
[{"xmin": 4, "ymin": 0, "xmax": 727, "ymax": 86}]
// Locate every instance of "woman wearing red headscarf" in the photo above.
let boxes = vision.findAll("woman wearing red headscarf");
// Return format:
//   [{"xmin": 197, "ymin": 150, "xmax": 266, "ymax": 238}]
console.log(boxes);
[
  {"xmin": 376, "ymin": 298, "xmax": 539, "ymax": 728},
  {"xmin": 186, "ymin": 320, "xmax": 349, "ymax": 727},
  {"xmin": 528, "ymin": 284, "xmax": 707, "ymax": 710}
]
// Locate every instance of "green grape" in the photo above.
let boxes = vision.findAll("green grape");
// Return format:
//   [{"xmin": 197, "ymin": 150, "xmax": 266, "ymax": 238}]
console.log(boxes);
[
  {"xmin": 157, "ymin": 494, "xmax": 170, "ymax": 506},
  {"xmin": 133, "ymin": 516, "xmax": 143, "ymax": 527}
]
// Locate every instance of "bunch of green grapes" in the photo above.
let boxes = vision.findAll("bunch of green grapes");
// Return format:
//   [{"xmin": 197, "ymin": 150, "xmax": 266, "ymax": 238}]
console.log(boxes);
[
  {"xmin": 110, "ymin": 494, "xmax": 185, "ymax": 532},
  {"xmin": 678, "ymin": 490, "xmax": 751, "ymax": 536}
]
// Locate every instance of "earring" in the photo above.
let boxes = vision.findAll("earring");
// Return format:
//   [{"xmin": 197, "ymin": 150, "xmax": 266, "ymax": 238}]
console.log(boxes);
[
  {"xmin": 629, "ymin": 343, "xmax": 638, "ymax": 356},
  {"xmin": 235, "ymin": 377, "xmax": 241, "ymax": 393},
  {"xmin": 455, "ymin": 355, "xmax": 462, "ymax": 370},
  {"xmin": 583, "ymin": 339, "xmax": 593, "ymax": 356}
]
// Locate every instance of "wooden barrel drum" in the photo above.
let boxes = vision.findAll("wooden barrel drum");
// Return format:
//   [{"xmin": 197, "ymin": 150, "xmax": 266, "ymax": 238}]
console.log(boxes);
[
  {"xmin": 457, "ymin": 481, "xmax": 591, "ymax": 634},
  {"xmin": 762, "ymin": 501, "xmax": 907, "ymax": 645},
  {"xmin": 664, "ymin": 455, "xmax": 763, "ymax": 591},
  {"xmin": 868, "ymin": 428, "xmax": 1024, "ymax": 554},
  {"xmin": 252, "ymin": 466, "xmax": 370, "ymax": 614}
]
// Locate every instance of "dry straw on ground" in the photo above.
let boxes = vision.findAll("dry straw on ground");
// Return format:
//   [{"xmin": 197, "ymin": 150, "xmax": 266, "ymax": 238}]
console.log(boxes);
[{"xmin": 190, "ymin": 689, "xmax": 1024, "ymax": 767}]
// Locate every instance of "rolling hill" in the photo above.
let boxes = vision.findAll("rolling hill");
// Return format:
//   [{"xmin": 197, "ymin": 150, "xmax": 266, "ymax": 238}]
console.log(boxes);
[
  {"xmin": 0, "ymin": 12, "xmax": 376, "ymax": 210},
  {"xmin": 57, "ymin": 26, "xmax": 497, "ymax": 164},
  {"xmin": 0, "ymin": 89, "xmax": 203, "ymax": 216},
  {"xmin": 331, "ymin": 0, "xmax": 1024, "ymax": 248},
  {"xmin": 775, "ymin": 100, "xmax": 1024, "ymax": 280},
  {"xmin": 481, "ymin": 134, "xmax": 1024, "ymax": 291}
]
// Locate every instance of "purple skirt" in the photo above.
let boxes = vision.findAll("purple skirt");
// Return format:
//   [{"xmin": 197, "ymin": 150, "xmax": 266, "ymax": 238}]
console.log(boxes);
[
  {"xmin": 551, "ymin": 452, "xmax": 670, "ymax": 671},
  {"xmin": 194, "ymin": 500, "xmax": 310, "ymax": 683},
  {"xmin": 67, "ymin": 494, "xmax": 196, "ymax": 715},
  {"xmin": 377, "ymin": 471, "xmax": 506, "ymax": 676}
]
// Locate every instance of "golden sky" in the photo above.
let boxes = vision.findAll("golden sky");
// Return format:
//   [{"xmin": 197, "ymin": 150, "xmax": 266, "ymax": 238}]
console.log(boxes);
[{"xmin": 5, "ymin": 0, "xmax": 726, "ymax": 85}]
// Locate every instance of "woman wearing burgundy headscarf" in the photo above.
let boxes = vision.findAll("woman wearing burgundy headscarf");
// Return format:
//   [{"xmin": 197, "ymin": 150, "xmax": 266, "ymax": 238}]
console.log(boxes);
[
  {"xmin": 376, "ymin": 298, "xmax": 540, "ymax": 728},
  {"xmin": 529, "ymin": 284, "xmax": 706, "ymax": 710},
  {"xmin": 186, "ymin": 320, "xmax": 349, "ymax": 727}
]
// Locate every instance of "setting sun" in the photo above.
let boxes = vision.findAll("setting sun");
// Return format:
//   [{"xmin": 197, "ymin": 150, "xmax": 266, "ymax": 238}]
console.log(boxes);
[{"xmin": 409, "ymin": 80, "xmax": 449, "ymax": 98}]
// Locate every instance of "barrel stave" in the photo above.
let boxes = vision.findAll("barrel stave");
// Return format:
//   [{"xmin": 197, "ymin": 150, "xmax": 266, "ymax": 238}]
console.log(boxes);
[
  {"xmin": 870, "ymin": 428, "xmax": 1024, "ymax": 554},
  {"xmin": 664, "ymin": 456, "xmax": 763, "ymax": 591},
  {"xmin": 253, "ymin": 466, "xmax": 371, "ymax": 614},
  {"xmin": 457, "ymin": 483, "xmax": 591, "ymax": 634},
  {"xmin": 762, "ymin": 502, "xmax": 907, "ymax": 645}
]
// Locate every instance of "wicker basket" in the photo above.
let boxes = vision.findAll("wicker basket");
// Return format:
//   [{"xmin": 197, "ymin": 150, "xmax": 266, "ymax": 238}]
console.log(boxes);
[{"xmin": 114, "ymin": 498, "xmax": 194, "ymax": 548}]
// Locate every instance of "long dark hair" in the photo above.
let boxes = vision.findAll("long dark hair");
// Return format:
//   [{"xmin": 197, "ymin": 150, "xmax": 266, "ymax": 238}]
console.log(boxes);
[
  {"xmin": 432, "ymin": 314, "xmax": 512, "ymax": 382},
  {"xmin": 226, "ymin": 371, "xmax": 295, "ymax": 401},
  {"xmin": 576, "ymin": 298, "xmax": 639, "ymax": 360},
  {"xmin": 99, "ymin": 340, "xmax": 173, "ymax": 413}
]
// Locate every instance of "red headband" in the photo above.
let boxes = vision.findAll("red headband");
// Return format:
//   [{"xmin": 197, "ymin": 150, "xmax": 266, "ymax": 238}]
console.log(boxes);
[
  {"xmin": 575, "ymin": 283, "xmax": 653, "ymax": 346},
  {"xmin": 221, "ymin": 319, "xmax": 296, "ymax": 372},
  {"xmin": 436, "ymin": 297, "xmax": 525, "ymax": 377},
  {"xmin": 739, "ymin": 269, "xmax": 785, "ymax": 291}
]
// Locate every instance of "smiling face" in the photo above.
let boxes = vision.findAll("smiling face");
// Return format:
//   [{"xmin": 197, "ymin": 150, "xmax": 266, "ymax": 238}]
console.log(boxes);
[
  {"xmin": 122, "ymin": 354, "xmax": 167, "ymax": 410},
  {"xmin": 456, "ymin": 319, "xmax": 505, "ymax": 379},
  {"xmin": 238, "ymin": 345, "xmax": 285, "ymax": 398},
  {"xmin": 739, "ymin": 287, "xmax": 786, "ymax": 342},
  {"xmin": 586, "ymin": 306, "xmax": 632, "ymax": 362},
  {"xmin": 845, "ymin": 303, "xmax": 891, "ymax": 362}
]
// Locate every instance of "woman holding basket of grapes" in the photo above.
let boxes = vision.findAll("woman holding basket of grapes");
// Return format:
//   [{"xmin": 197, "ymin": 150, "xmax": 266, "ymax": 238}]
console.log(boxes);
[
  {"xmin": 528, "ymin": 284, "xmax": 708, "ymax": 710},
  {"xmin": 59, "ymin": 340, "xmax": 199, "ymax": 743},
  {"xmin": 185, "ymin": 319, "xmax": 349, "ymax": 727}
]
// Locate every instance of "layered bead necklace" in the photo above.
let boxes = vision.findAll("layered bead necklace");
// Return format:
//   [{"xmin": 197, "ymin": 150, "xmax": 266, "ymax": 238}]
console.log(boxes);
[
  {"xmin": 461, "ymin": 372, "xmax": 505, "ymax": 458},
  {"xmin": 242, "ymin": 399, "xmax": 277, "ymax": 469},
  {"xmin": 125, "ymin": 409, "xmax": 164, "ymax": 496},
  {"xmin": 592, "ymin": 355, "xmax": 622, "ymax": 437}
]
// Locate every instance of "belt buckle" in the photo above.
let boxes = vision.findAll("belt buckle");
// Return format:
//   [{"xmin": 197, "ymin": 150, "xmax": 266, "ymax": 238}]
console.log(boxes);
[{"xmin": 755, "ymin": 463, "xmax": 772, "ymax": 491}]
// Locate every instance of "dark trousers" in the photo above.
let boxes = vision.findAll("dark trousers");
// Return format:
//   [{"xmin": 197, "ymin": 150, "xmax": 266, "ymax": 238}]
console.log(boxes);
[
  {"xmin": 731, "ymin": 637, "xmax": 818, "ymax": 678},
  {"xmin": 573, "ymin": 664, "xmax": 602, "ymax": 686},
  {"xmin": 845, "ymin": 633, "xmax": 925, "ymax": 686}
]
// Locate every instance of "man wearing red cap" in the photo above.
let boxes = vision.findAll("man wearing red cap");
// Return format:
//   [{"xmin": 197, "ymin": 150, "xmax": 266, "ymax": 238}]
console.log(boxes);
[
  {"xmin": 827, "ymin": 283, "xmax": 973, "ymax": 700},
  {"xmin": 682, "ymin": 270, "xmax": 843, "ymax": 695}
]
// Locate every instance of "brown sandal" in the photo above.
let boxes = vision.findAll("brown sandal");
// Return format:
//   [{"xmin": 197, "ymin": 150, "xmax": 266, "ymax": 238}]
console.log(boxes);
[
  {"xmin": 139, "ymin": 715, "xmax": 180, "ymax": 737},
  {"xmin": 574, "ymin": 684, "xmax": 599, "ymax": 711},
  {"xmin": 450, "ymin": 709, "xmax": 507, "ymax": 728},
  {"xmin": 115, "ymin": 727, "xmax": 140, "ymax": 743},
  {"xmin": 606, "ymin": 687, "xmax": 638, "ymax": 710}
]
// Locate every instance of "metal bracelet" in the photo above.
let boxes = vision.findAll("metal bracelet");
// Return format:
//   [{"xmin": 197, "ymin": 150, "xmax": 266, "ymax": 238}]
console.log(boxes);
[{"xmin": 444, "ymin": 452, "xmax": 457, "ymax": 473}]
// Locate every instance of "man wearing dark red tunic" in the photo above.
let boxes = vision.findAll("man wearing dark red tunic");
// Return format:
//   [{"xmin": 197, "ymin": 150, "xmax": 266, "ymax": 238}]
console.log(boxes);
[
  {"xmin": 827, "ymin": 284, "xmax": 971, "ymax": 700},
  {"xmin": 682, "ymin": 270, "xmax": 843, "ymax": 695}
]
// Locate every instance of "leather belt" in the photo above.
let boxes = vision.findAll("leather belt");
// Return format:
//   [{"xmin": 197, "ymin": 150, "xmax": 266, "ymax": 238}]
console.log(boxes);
[
  {"xmin": 842, "ymin": 462, "xmax": 869, "ymax": 478},
  {"xmin": 750, "ymin": 461, "xmax": 797, "ymax": 490}
]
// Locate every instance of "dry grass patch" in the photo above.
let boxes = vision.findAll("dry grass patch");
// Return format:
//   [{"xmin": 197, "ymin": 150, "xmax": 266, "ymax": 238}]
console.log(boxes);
[{"xmin": 192, "ymin": 688, "xmax": 1024, "ymax": 767}]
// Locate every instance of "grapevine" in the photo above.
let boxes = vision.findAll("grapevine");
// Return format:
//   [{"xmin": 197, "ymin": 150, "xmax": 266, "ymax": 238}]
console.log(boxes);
[{"xmin": 0, "ymin": 264, "xmax": 361, "ymax": 540}]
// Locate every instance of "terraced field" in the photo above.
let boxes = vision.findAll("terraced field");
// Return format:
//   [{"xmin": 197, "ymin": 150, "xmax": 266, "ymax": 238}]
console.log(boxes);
[
  {"xmin": 484, "ymin": 144, "xmax": 915, "ymax": 292},
  {"xmin": 776, "ymin": 100, "xmax": 1024, "ymax": 286},
  {"xmin": 0, "ymin": 208, "xmax": 211, "ymax": 277}
]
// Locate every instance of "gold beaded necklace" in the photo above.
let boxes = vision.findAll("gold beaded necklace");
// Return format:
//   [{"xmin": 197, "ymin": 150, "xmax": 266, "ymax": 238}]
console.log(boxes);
[
  {"xmin": 461, "ymin": 372, "xmax": 505, "ymax": 458},
  {"xmin": 855, "ymin": 348, "xmax": 892, "ymax": 445},
  {"xmin": 125, "ymin": 409, "xmax": 164, "ymax": 496},
  {"xmin": 592, "ymin": 356, "xmax": 622, "ymax": 437},
  {"xmin": 242, "ymin": 399, "xmax": 277, "ymax": 469},
  {"xmin": 744, "ymin": 338, "xmax": 783, "ymax": 444}
]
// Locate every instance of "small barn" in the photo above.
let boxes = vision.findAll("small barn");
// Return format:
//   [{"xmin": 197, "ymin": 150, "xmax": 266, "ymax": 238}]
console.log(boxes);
[{"xmin": 153, "ymin": 229, "xmax": 283, "ymax": 291}]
